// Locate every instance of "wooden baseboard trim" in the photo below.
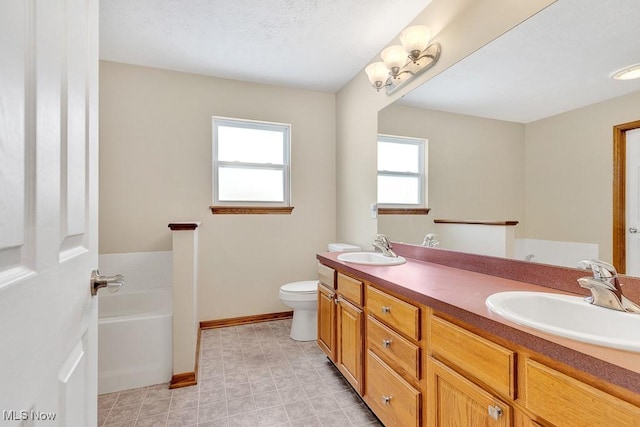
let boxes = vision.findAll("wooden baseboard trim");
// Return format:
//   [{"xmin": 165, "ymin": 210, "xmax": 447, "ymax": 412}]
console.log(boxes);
[
  {"xmin": 170, "ymin": 328, "xmax": 202, "ymax": 390},
  {"xmin": 200, "ymin": 311, "xmax": 293, "ymax": 329},
  {"xmin": 169, "ymin": 372, "xmax": 197, "ymax": 389}
]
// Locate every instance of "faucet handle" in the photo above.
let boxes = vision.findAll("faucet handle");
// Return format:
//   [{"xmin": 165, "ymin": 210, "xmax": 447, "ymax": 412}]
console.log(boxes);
[
  {"xmin": 578, "ymin": 259, "xmax": 618, "ymax": 280},
  {"xmin": 375, "ymin": 234, "xmax": 391, "ymax": 246}
]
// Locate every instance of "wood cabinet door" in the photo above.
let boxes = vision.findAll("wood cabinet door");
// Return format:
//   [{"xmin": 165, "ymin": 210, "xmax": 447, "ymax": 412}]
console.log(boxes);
[
  {"xmin": 317, "ymin": 284, "xmax": 336, "ymax": 361},
  {"xmin": 428, "ymin": 357, "xmax": 512, "ymax": 427},
  {"xmin": 337, "ymin": 297, "xmax": 364, "ymax": 394}
]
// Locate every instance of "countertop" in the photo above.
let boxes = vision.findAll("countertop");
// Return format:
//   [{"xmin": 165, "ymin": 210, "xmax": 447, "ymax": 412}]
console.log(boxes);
[{"xmin": 317, "ymin": 249, "xmax": 640, "ymax": 395}]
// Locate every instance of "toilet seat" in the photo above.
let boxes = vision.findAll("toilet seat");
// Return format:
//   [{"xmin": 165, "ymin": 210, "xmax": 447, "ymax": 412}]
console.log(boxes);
[
  {"xmin": 280, "ymin": 281, "xmax": 317, "ymax": 293},
  {"xmin": 279, "ymin": 280, "xmax": 318, "ymax": 302}
]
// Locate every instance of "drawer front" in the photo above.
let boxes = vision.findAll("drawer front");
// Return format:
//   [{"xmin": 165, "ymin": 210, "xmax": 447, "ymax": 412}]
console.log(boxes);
[
  {"xmin": 366, "ymin": 286, "xmax": 420, "ymax": 340},
  {"xmin": 366, "ymin": 350, "xmax": 421, "ymax": 427},
  {"xmin": 430, "ymin": 315, "xmax": 515, "ymax": 398},
  {"xmin": 317, "ymin": 263, "xmax": 335, "ymax": 288},
  {"xmin": 337, "ymin": 273, "xmax": 363, "ymax": 306},
  {"xmin": 367, "ymin": 315, "xmax": 420, "ymax": 380},
  {"xmin": 525, "ymin": 359, "xmax": 640, "ymax": 427}
]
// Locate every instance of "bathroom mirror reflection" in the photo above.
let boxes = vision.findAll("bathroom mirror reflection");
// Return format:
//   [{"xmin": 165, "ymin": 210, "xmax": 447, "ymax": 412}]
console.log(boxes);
[{"xmin": 377, "ymin": 0, "xmax": 640, "ymax": 273}]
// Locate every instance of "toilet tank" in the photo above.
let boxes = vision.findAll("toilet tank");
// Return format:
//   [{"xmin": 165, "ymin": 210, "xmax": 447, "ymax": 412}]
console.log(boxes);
[{"xmin": 328, "ymin": 243, "xmax": 361, "ymax": 252}]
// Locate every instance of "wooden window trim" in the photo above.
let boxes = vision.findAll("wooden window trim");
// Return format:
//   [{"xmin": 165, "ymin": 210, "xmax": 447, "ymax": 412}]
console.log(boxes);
[
  {"xmin": 378, "ymin": 208, "xmax": 431, "ymax": 215},
  {"xmin": 210, "ymin": 206, "xmax": 294, "ymax": 215}
]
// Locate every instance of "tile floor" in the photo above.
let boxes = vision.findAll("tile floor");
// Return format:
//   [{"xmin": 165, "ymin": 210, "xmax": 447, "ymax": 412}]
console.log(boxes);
[{"xmin": 98, "ymin": 319, "xmax": 383, "ymax": 426}]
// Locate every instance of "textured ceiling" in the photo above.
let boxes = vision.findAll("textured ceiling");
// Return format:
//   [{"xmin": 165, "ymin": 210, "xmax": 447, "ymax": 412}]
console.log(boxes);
[
  {"xmin": 399, "ymin": 0, "xmax": 640, "ymax": 123},
  {"xmin": 99, "ymin": 0, "xmax": 432, "ymax": 92}
]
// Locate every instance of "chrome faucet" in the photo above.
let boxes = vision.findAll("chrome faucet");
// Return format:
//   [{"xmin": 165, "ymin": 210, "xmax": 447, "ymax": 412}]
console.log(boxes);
[
  {"xmin": 577, "ymin": 259, "xmax": 640, "ymax": 313},
  {"xmin": 373, "ymin": 234, "xmax": 397, "ymax": 258},
  {"xmin": 422, "ymin": 233, "xmax": 439, "ymax": 248}
]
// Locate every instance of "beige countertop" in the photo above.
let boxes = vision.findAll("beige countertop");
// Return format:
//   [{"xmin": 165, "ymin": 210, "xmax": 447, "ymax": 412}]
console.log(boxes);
[{"xmin": 317, "ymin": 249, "xmax": 640, "ymax": 395}]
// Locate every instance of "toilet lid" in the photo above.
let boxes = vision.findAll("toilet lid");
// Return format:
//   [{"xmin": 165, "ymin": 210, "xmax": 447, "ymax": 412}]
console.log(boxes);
[{"xmin": 281, "ymin": 281, "xmax": 318, "ymax": 293}]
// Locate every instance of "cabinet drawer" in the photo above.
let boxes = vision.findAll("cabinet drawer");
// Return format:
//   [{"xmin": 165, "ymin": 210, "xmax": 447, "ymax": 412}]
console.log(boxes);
[
  {"xmin": 367, "ymin": 315, "xmax": 420, "ymax": 380},
  {"xmin": 337, "ymin": 273, "xmax": 363, "ymax": 306},
  {"xmin": 366, "ymin": 286, "xmax": 420, "ymax": 340},
  {"xmin": 366, "ymin": 350, "xmax": 421, "ymax": 427},
  {"xmin": 525, "ymin": 359, "xmax": 640, "ymax": 427},
  {"xmin": 430, "ymin": 315, "xmax": 515, "ymax": 398},
  {"xmin": 317, "ymin": 263, "xmax": 335, "ymax": 288}
]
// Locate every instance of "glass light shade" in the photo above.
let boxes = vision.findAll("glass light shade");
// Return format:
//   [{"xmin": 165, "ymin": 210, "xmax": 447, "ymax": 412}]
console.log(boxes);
[
  {"xmin": 400, "ymin": 25, "xmax": 431, "ymax": 54},
  {"xmin": 365, "ymin": 62, "xmax": 389, "ymax": 85},
  {"xmin": 381, "ymin": 45, "xmax": 408, "ymax": 70},
  {"xmin": 612, "ymin": 63, "xmax": 640, "ymax": 80}
]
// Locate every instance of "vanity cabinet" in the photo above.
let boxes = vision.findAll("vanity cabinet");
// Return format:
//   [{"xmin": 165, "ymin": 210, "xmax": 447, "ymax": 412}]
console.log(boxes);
[
  {"xmin": 429, "ymin": 312, "xmax": 640, "ymax": 427},
  {"xmin": 317, "ymin": 282, "xmax": 336, "ymax": 359},
  {"xmin": 335, "ymin": 272, "xmax": 364, "ymax": 394},
  {"xmin": 317, "ymin": 264, "xmax": 364, "ymax": 395},
  {"xmin": 317, "ymin": 259, "xmax": 640, "ymax": 427},
  {"xmin": 317, "ymin": 264, "xmax": 336, "ymax": 360},
  {"xmin": 364, "ymin": 285, "xmax": 423, "ymax": 427}
]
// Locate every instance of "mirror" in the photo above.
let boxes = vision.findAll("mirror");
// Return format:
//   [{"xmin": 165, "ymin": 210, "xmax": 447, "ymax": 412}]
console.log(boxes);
[{"xmin": 377, "ymin": 0, "xmax": 640, "ymax": 272}]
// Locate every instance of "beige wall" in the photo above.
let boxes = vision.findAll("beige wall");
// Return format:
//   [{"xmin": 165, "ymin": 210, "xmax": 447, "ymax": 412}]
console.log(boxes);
[
  {"xmin": 335, "ymin": 0, "xmax": 556, "ymax": 249},
  {"xmin": 378, "ymin": 104, "xmax": 525, "ymax": 244},
  {"xmin": 524, "ymin": 90, "xmax": 640, "ymax": 263},
  {"xmin": 99, "ymin": 61, "xmax": 336, "ymax": 320}
]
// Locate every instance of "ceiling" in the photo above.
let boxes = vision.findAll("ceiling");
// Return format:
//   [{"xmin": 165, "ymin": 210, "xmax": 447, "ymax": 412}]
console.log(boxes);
[
  {"xmin": 100, "ymin": 0, "xmax": 640, "ymax": 123},
  {"xmin": 99, "ymin": 0, "xmax": 431, "ymax": 93},
  {"xmin": 399, "ymin": 0, "xmax": 640, "ymax": 123}
]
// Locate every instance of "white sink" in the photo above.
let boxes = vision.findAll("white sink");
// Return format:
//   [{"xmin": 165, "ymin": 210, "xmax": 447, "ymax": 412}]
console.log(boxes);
[
  {"xmin": 486, "ymin": 291, "xmax": 640, "ymax": 352},
  {"xmin": 337, "ymin": 252, "xmax": 406, "ymax": 266}
]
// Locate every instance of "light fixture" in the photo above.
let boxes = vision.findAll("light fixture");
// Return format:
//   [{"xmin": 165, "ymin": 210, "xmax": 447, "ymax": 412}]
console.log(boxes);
[
  {"xmin": 612, "ymin": 63, "xmax": 640, "ymax": 80},
  {"xmin": 365, "ymin": 25, "xmax": 441, "ymax": 94}
]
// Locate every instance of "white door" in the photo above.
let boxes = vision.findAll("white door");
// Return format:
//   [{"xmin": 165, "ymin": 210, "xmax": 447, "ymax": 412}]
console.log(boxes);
[
  {"xmin": 626, "ymin": 128, "xmax": 640, "ymax": 276},
  {"xmin": 0, "ymin": 0, "xmax": 99, "ymax": 425}
]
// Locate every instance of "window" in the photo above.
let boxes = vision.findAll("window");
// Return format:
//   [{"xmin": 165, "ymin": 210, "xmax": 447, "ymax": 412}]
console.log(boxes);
[
  {"xmin": 212, "ymin": 117, "xmax": 291, "ymax": 210},
  {"xmin": 377, "ymin": 134, "xmax": 427, "ymax": 208}
]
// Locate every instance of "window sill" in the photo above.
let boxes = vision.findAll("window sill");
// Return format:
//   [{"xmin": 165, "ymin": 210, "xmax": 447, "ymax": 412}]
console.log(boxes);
[
  {"xmin": 378, "ymin": 208, "xmax": 431, "ymax": 215},
  {"xmin": 209, "ymin": 206, "xmax": 294, "ymax": 215}
]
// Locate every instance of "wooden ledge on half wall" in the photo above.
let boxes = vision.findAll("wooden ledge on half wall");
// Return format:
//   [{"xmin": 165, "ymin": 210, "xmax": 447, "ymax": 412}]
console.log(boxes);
[{"xmin": 434, "ymin": 219, "xmax": 519, "ymax": 226}]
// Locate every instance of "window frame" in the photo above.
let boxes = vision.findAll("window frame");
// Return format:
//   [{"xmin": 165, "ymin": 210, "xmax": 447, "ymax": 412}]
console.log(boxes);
[
  {"xmin": 377, "ymin": 134, "xmax": 427, "ymax": 209},
  {"xmin": 212, "ymin": 116, "xmax": 291, "ymax": 208}
]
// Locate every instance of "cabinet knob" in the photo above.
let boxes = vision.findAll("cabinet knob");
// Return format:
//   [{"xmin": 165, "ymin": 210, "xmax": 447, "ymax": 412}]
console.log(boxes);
[
  {"xmin": 487, "ymin": 405, "xmax": 503, "ymax": 420},
  {"xmin": 381, "ymin": 306, "xmax": 391, "ymax": 314},
  {"xmin": 334, "ymin": 297, "xmax": 340, "ymax": 305},
  {"xmin": 382, "ymin": 339, "xmax": 392, "ymax": 348},
  {"xmin": 382, "ymin": 395, "xmax": 392, "ymax": 405}
]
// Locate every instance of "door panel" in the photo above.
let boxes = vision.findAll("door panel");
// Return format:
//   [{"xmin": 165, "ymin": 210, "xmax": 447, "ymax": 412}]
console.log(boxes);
[
  {"xmin": 626, "ymin": 128, "xmax": 640, "ymax": 275},
  {"xmin": 0, "ymin": 0, "xmax": 99, "ymax": 424}
]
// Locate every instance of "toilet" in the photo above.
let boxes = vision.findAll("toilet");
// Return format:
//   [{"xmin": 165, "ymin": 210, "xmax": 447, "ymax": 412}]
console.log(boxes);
[{"xmin": 279, "ymin": 243, "xmax": 361, "ymax": 341}]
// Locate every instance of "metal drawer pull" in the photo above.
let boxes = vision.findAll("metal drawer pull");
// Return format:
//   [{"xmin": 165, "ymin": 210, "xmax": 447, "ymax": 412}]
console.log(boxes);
[
  {"xmin": 488, "ymin": 405, "xmax": 503, "ymax": 420},
  {"xmin": 382, "ymin": 339, "xmax": 392, "ymax": 348},
  {"xmin": 382, "ymin": 395, "xmax": 392, "ymax": 405},
  {"xmin": 381, "ymin": 306, "xmax": 391, "ymax": 314}
]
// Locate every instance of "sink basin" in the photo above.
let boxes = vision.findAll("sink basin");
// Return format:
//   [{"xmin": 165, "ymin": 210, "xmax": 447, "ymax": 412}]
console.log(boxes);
[
  {"xmin": 337, "ymin": 252, "xmax": 406, "ymax": 266},
  {"xmin": 486, "ymin": 291, "xmax": 640, "ymax": 352}
]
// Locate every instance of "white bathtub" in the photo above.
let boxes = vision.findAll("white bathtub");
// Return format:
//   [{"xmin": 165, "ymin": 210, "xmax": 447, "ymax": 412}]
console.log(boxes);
[{"xmin": 98, "ymin": 288, "xmax": 172, "ymax": 394}]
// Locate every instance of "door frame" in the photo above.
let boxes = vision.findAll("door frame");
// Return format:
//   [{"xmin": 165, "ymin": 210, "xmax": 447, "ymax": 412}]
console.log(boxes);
[{"xmin": 613, "ymin": 119, "xmax": 640, "ymax": 273}]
